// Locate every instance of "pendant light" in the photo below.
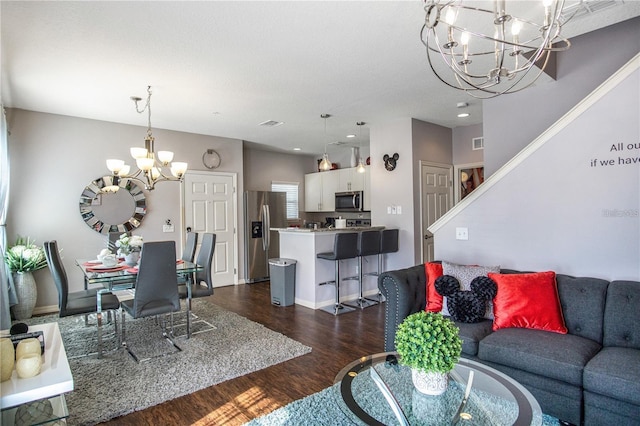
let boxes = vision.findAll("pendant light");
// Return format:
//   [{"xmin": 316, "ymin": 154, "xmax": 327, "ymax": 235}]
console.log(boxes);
[{"xmin": 319, "ymin": 114, "xmax": 332, "ymax": 171}]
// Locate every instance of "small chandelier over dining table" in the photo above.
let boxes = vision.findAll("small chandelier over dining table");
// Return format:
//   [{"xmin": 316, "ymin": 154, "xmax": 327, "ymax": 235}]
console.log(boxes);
[
  {"xmin": 420, "ymin": 0, "xmax": 574, "ymax": 98},
  {"xmin": 105, "ymin": 86, "xmax": 188, "ymax": 191}
]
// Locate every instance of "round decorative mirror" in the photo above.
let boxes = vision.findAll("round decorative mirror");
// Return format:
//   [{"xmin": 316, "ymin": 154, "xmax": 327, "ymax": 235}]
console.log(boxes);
[{"xmin": 79, "ymin": 176, "xmax": 147, "ymax": 234}]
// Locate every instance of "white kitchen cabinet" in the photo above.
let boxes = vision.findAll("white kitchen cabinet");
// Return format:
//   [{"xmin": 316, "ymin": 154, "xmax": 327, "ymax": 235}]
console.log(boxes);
[
  {"xmin": 304, "ymin": 170, "xmax": 338, "ymax": 212},
  {"xmin": 305, "ymin": 167, "xmax": 370, "ymax": 212},
  {"xmin": 338, "ymin": 168, "xmax": 365, "ymax": 192}
]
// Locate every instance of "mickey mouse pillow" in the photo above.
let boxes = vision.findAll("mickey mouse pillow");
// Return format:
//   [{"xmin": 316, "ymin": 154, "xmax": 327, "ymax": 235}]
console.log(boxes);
[{"xmin": 435, "ymin": 275, "xmax": 497, "ymax": 323}]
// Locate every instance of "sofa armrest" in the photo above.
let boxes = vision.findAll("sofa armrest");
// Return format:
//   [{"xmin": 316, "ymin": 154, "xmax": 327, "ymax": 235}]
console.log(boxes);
[{"xmin": 378, "ymin": 264, "xmax": 427, "ymax": 351}]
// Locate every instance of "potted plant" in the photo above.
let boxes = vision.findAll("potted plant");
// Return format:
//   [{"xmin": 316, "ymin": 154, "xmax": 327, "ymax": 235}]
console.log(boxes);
[
  {"xmin": 115, "ymin": 234, "xmax": 143, "ymax": 266},
  {"xmin": 4, "ymin": 236, "xmax": 48, "ymax": 320},
  {"xmin": 394, "ymin": 311, "xmax": 462, "ymax": 395}
]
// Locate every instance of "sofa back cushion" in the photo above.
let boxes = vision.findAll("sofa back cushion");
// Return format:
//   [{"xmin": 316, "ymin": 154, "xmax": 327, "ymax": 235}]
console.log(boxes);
[
  {"xmin": 603, "ymin": 280, "xmax": 640, "ymax": 349},
  {"xmin": 556, "ymin": 274, "xmax": 609, "ymax": 344}
]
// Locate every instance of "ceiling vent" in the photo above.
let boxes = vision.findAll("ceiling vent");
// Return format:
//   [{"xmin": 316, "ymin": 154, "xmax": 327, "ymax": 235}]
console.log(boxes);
[
  {"xmin": 563, "ymin": 0, "xmax": 622, "ymax": 20},
  {"xmin": 258, "ymin": 120, "xmax": 284, "ymax": 127}
]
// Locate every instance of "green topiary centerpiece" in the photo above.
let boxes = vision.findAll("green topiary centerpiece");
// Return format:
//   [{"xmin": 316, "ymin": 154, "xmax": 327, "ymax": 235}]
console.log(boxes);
[{"xmin": 394, "ymin": 311, "xmax": 462, "ymax": 395}]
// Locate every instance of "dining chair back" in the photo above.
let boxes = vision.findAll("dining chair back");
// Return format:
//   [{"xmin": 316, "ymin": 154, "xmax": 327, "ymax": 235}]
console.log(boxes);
[
  {"xmin": 194, "ymin": 233, "xmax": 216, "ymax": 296},
  {"xmin": 178, "ymin": 233, "xmax": 216, "ymax": 337},
  {"xmin": 108, "ymin": 231, "xmax": 128, "ymax": 253},
  {"xmin": 120, "ymin": 240, "xmax": 182, "ymax": 362},
  {"xmin": 43, "ymin": 240, "xmax": 120, "ymax": 356},
  {"xmin": 44, "ymin": 240, "xmax": 119, "ymax": 316},
  {"xmin": 181, "ymin": 232, "xmax": 199, "ymax": 263},
  {"xmin": 130, "ymin": 241, "xmax": 180, "ymax": 318}
]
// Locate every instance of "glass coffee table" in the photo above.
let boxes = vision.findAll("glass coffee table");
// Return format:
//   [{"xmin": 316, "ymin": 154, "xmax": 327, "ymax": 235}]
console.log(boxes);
[{"xmin": 334, "ymin": 352, "xmax": 542, "ymax": 426}]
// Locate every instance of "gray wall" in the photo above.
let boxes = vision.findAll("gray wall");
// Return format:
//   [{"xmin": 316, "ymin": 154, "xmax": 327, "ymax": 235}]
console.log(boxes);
[
  {"xmin": 370, "ymin": 118, "xmax": 452, "ymax": 269},
  {"xmin": 483, "ymin": 17, "xmax": 640, "ymax": 176},
  {"xmin": 243, "ymin": 146, "xmax": 316, "ymax": 216},
  {"xmin": 452, "ymin": 123, "xmax": 483, "ymax": 165},
  {"xmin": 6, "ymin": 109, "xmax": 244, "ymax": 311},
  {"xmin": 433, "ymin": 31, "xmax": 640, "ymax": 279}
]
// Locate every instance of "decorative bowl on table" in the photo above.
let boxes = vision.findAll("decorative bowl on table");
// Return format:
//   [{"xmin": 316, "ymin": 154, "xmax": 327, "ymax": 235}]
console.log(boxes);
[{"xmin": 101, "ymin": 255, "xmax": 118, "ymax": 268}]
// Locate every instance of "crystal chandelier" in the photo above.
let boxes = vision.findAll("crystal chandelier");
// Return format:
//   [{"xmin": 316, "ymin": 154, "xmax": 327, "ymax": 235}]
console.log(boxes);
[
  {"xmin": 420, "ymin": 0, "xmax": 574, "ymax": 98},
  {"xmin": 105, "ymin": 86, "xmax": 188, "ymax": 191}
]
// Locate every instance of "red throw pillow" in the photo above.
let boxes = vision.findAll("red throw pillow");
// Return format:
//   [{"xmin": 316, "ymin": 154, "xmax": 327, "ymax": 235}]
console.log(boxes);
[
  {"xmin": 425, "ymin": 262, "xmax": 443, "ymax": 312},
  {"xmin": 489, "ymin": 271, "xmax": 567, "ymax": 334}
]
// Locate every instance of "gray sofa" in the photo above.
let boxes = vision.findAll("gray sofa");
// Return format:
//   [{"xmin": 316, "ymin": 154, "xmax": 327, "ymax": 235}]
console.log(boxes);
[{"xmin": 378, "ymin": 264, "xmax": 640, "ymax": 426}]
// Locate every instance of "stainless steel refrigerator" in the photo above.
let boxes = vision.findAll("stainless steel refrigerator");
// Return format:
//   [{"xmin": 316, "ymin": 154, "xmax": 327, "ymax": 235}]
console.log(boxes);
[{"xmin": 244, "ymin": 191, "xmax": 287, "ymax": 283}]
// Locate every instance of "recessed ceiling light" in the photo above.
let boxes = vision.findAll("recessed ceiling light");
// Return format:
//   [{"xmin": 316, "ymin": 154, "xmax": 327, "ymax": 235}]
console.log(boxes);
[
  {"xmin": 346, "ymin": 134, "xmax": 356, "ymax": 138},
  {"xmin": 457, "ymin": 113, "xmax": 470, "ymax": 118},
  {"xmin": 258, "ymin": 120, "xmax": 284, "ymax": 127},
  {"xmin": 293, "ymin": 147, "xmax": 301, "ymax": 151}
]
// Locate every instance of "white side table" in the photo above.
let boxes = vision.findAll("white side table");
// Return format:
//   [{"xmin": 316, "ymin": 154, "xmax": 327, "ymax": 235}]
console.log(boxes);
[{"xmin": 1, "ymin": 323, "xmax": 74, "ymax": 425}]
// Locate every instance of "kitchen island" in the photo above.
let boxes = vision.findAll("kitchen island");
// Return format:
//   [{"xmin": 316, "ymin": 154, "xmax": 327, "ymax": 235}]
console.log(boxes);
[{"xmin": 275, "ymin": 227, "xmax": 384, "ymax": 310}]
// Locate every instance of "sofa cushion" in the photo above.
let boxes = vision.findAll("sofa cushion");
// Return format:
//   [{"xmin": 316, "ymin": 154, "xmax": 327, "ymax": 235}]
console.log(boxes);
[
  {"xmin": 478, "ymin": 328, "xmax": 601, "ymax": 386},
  {"xmin": 441, "ymin": 261, "xmax": 500, "ymax": 317},
  {"xmin": 490, "ymin": 271, "xmax": 567, "ymax": 334},
  {"xmin": 603, "ymin": 280, "xmax": 640, "ymax": 349},
  {"xmin": 556, "ymin": 274, "xmax": 609, "ymax": 344},
  {"xmin": 453, "ymin": 319, "xmax": 493, "ymax": 356},
  {"xmin": 583, "ymin": 346, "xmax": 640, "ymax": 406},
  {"xmin": 425, "ymin": 262, "xmax": 443, "ymax": 312},
  {"xmin": 436, "ymin": 276, "xmax": 497, "ymax": 323}
]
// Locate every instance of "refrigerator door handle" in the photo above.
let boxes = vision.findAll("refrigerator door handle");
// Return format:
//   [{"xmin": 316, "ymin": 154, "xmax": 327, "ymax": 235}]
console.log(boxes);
[{"xmin": 262, "ymin": 204, "xmax": 270, "ymax": 251}]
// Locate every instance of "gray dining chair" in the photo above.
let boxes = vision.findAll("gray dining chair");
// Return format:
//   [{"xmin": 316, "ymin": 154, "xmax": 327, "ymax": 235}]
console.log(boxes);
[
  {"xmin": 181, "ymin": 232, "xmax": 198, "ymax": 263},
  {"xmin": 44, "ymin": 240, "xmax": 120, "ymax": 356},
  {"xmin": 120, "ymin": 240, "xmax": 182, "ymax": 362},
  {"xmin": 177, "ymin": 232, "xmax": 199, "ymax": 286},
  {"xmin": 178, "ymin": 233, "xmax": 216, "ymax": 337}
]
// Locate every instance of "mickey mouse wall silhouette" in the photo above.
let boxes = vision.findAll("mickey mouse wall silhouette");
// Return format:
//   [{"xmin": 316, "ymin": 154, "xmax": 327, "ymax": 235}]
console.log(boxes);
[{"xmin": 383, "ymin": 153, "xmax": 399, "ymax": 171}]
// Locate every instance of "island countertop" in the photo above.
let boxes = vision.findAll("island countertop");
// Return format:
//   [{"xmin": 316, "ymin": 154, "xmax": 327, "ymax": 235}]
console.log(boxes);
[
  {"xmin": 273, "ymin": 226, "xmax": 384, "ymax": 233},
  {"xmin": 277, "ymin": 226, "xmax": 383, "ymax": 310}
]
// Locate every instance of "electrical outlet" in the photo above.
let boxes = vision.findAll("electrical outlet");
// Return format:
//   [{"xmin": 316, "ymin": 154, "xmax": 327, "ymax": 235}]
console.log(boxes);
[
  {"xmin": 455, "ymin": 227, "xmax": 468, "ymax": 240},
  {"xmin": 163, "ymin": 224, "xmax": 175, "ymax": 233}
]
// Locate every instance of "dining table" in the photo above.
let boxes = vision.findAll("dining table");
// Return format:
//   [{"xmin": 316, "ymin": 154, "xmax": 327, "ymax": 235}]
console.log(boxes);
[{"xmin": 76, "ymin": 258, "xmax": 202, "ymax": 357}]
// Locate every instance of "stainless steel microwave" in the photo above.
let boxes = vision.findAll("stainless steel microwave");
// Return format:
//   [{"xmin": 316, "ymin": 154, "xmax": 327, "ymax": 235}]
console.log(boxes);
[{"xmin": 335, "ymin": 191, "xmax": 364, "ymax": 212}]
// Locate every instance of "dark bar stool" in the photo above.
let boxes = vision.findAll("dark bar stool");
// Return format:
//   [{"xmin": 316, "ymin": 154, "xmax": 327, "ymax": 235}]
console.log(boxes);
[
  {"xmin": 317, "ymin": 232, "xmax": 358, "ymax": 315},
  {"xmin": 378, "ymin": 229, "xmax": 399, "ymax": 274},
  {"xmin": 345, "ymin": 230, "xmax": 381, "ymax": 309}
]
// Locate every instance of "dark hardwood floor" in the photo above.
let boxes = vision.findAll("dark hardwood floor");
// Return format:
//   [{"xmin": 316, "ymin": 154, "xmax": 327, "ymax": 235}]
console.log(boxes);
[{"xmin": 101, "ymin": 282, "xmax": 386, "ymax": 425}]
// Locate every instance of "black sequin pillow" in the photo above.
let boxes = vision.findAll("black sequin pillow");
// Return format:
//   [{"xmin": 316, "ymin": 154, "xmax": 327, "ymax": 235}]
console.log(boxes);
[{"xmin": 435, "ymin": 275, "xmax": 498, "ymax": 323}]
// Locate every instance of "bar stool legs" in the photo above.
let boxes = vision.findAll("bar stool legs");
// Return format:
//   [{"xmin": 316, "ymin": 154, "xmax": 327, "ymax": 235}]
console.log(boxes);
[
  {"xmin": 317, "ymin": 232, "xmax": 359, "ymax": 316},
  {"xmin": 319, "ymin": 259, "xmax": 356, "ymax": 315}
]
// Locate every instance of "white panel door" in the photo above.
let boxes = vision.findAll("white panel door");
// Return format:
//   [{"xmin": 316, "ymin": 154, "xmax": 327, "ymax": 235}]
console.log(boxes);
[
  {"xmin": 421, "ymin": 163, "xmax": 453, "ymax": 262},
  {"xmin": 183, "ymin": 172, "xmax": 237, "ymax": 287}
]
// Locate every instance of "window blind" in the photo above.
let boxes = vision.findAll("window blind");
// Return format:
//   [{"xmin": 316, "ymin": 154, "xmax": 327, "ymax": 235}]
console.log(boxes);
[{"xmin": 271, "ymin": 181, "xmax": 299, "ymax": 220}]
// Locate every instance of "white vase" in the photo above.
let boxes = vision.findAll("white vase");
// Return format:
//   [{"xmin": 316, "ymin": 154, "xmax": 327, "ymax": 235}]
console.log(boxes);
[
  {"xmin": 411, "ymin": 369, "xmax": 448, "ymax": 395},
  {"xmin": 124, "ymin": 252, "xmax": 140, "ymax": 266},
  {"xmin": 11, "ymin": 272, "xmax": 37, "ymax": 320},
  {"xmin": 350, "ymin": 147, "xmax": 357, "ymax": 168}
]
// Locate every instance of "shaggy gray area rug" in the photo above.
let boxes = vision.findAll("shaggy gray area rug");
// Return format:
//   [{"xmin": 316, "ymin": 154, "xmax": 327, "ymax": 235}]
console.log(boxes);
[
  {"xmin": 21, "ymin": 299, "xmax": 312, "ymax": 425},
  {"xmin": 246, "ymin": 364, "xmax": 561, "ymax": 426}
]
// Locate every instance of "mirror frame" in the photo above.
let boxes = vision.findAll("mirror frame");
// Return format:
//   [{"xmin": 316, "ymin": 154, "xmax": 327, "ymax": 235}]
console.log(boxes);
[{"xmin": 79, "ymin": 176, "xmax": 147, "ymax": 234}]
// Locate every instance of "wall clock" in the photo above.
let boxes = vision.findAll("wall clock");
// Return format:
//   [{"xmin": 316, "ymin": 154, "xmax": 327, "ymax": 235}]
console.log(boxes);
[
  {"xmin": 202, "ymin": 149, "xmax": 221, "ymax": 169},
  {"xmin": 383, "ymin": 153, "xmax": 399, "ymax": 171}
]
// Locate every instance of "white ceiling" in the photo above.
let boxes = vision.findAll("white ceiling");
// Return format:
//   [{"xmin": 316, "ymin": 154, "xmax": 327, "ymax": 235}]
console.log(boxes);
[{"xmin": 2, "ymin": 1, "xmax": 639, "ymax": 156}]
